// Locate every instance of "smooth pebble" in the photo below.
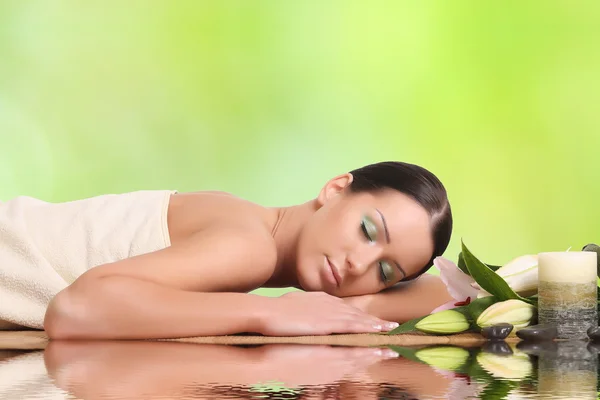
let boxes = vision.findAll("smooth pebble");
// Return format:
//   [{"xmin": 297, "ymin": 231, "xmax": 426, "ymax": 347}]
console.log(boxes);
[
  {"xmin": 481, "ymin": 323, "xmax": 513, "ymax": 340},
  {"xmin": 482, "ymin": 340, "xmax": 513, "ymax": 356},
  {"xmin": 586, "ymin": 325, "xmax": 600, "ymax": 341},
  {"xmin": 515, "ymin": 324, "xmax": 558, "ymax": 342}
]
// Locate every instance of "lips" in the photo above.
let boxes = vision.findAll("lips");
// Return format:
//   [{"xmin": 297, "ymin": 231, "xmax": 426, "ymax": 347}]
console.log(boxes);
[{"xmin": 326, "ymin": 257, "xmax": 342, "ymax": 287}]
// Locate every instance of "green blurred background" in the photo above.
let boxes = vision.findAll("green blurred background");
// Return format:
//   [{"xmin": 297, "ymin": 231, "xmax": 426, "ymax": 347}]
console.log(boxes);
[{"xmin": 1, "ymin": 1, "xmax": 599, "ymax": 296}]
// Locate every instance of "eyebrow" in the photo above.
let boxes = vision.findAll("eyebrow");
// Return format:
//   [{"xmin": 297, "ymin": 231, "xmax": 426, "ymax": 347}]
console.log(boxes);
[{"xmin": 375, "ymin": 208, "xmax": 407, "ymax": 279}]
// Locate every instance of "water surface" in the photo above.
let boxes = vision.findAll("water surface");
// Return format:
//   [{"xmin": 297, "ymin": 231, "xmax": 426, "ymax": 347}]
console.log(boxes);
[{"xmin": 1, "ymin": 339, "xmax": 599, "ymax": 399}]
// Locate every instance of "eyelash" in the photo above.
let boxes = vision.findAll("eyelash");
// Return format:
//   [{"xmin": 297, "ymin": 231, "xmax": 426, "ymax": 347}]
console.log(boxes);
[
  {"xmin": 360, "ymin": 220, "xmax": 372, "ymax": 241},
  {"xmin": 379, "ymin": 262, "xmax": 390, "ymax": 284},
  {"xmin": 360, "ymin": 218, "xmax": 390, "ymax": 284}
]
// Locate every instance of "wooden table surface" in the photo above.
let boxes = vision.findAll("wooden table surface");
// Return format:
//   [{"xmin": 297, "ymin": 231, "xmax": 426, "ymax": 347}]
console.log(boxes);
[{"xmin": 0, "ymin": 330, "xmax": 516, "ymax": 350}]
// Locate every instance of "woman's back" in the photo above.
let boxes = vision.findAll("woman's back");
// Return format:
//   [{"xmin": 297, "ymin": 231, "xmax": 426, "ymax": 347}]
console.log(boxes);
[{"xmin": 0, "ymin": 190, "xmax": 175, "ymax": 329}]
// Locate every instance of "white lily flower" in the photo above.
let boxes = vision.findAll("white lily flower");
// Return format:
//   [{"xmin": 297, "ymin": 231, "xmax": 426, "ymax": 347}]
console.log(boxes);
[
  {"xmin": 476, "ymin": 351, "xmax": 533, "ymax": 381},
  {"xmin": 430, "ymin": 257, "xmax": 479, "ymax": 314},
  {"xmin": 472, "ymin": 254, "xmax": 538, "ymax": 298},
  {"xmin": 476, "ymin": 299, "xmax": 536, "ymax": 329}
]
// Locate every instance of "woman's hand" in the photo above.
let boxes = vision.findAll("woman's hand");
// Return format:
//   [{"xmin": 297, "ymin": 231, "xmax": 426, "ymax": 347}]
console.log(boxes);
[
  {"xmin": 43, "ymin": 340, "xmax": 400, "ymax": 399},
  {"xmin": 259, "ymin": 291, "xmax": 399, "ymax": 336}
]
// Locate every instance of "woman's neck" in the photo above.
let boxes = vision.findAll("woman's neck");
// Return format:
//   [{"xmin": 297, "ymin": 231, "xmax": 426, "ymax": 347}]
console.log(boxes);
[{"xmin": 266, "ymin": 199, "xmax": 317, "ymax": 288}]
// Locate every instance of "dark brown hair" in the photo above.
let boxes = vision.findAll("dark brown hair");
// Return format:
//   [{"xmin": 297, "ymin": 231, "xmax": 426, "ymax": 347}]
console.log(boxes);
[{"xmin": 348, "ymin": 161, "xmax": 452, "ymax": 280}]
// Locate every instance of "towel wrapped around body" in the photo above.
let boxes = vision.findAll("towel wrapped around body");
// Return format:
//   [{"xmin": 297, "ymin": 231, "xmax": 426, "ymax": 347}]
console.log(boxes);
[{"xmin": 0, "ymin": 190, "xmax": 176, "ymax": 330}]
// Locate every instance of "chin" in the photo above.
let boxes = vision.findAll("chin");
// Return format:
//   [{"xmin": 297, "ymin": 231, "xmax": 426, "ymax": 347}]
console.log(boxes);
[
  {"xmin": 296, "ymin": 265, "xmax": 323, "ymax": 292},
  {"xmin": 297, "ymin": 276, "xmax": 320, "ymax": 292}
]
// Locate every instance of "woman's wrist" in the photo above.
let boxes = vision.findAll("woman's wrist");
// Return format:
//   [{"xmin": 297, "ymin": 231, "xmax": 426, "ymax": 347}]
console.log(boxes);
[
  {"xmin": 342, "ymin": 294, "xmax": 373, "ymax": 314},
  {"xmin": 247, "ymin": 295, "xmax": 280, "ymax": 334}
]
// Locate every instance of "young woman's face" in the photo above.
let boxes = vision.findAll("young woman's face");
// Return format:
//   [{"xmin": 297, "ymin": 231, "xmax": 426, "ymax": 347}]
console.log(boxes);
[{"xmin": 296, "ymin": 174, "xmax": 435, "ymax": 297}]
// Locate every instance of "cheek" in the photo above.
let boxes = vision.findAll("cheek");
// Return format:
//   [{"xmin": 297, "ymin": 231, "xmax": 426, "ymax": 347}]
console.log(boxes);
[
  {"xmin": 325, "ymin": 208, "xmax": 360, "ymax": 246},
  {"xmin": 301, "ymin": 206, "xmax": 360, "ymax": 260},
  {"xmin": 296, "ymin": 216, "xmax": 327, "ymax": 267}
]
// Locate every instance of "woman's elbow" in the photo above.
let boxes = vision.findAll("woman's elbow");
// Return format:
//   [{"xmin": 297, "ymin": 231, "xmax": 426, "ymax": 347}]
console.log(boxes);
[
  {"xmin": 44, "ymin": 285, "xmax": 94, "ymax": 340},
  {"xmin": 44, "ymin": 290, "xmax": 72, "ymax": 339}
]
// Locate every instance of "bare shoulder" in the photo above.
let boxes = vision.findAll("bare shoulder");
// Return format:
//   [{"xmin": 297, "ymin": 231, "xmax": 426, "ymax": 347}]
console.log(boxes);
[
  {"xmin": 167, "ymin": 191, "xmax": 277, "ymax": 245},
  {"xmin": 75, "ymin": 191, "xmax": 280, "ymax": 293}
]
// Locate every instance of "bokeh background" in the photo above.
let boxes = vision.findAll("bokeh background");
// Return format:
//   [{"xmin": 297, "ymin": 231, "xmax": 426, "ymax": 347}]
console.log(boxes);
[{"xmin": 1, "ymin": 1, "xmax": 599, "ymax": 296}]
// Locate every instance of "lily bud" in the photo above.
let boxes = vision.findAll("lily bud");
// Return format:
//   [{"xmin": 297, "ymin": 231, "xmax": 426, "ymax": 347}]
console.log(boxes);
[
  {"xmin": 415, "ymin": 309, "xmax": 470, "ymax": 335},
  {"xmin": 415, "ymin": 346, "xmax": 470, "ymax": 372},
  {"xmin": 476, "ymin": 299, "xmax": 535, "ymax": 329},
  {"xmin": 476, "ymin": 351, "xmax": 533, "ymax": 381},
  {"xmin": 472, "ymin": 254, "xmax": 538, "ymax": 298}
]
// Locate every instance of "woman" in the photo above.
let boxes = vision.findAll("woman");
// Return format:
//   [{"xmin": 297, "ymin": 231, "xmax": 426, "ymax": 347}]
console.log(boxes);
[{"xmin": 0, "ymin": 161, "xmax": 454, "ymax": 339}]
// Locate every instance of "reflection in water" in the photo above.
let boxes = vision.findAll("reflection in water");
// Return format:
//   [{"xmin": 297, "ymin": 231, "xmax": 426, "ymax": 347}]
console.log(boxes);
[
  {"xmin": 1, "ymin": 341, "xmax": 479, "ymax": 400},
  {"xmin": 0, "ymin": 339, "xmax": 598, "ymax": 399},
  {"xmin": 525, "ymin": 341, "xmax": 598, "ymax": 399}
]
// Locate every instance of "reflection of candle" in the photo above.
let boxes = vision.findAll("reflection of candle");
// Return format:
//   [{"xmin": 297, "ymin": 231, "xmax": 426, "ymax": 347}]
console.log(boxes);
[
  {"xmin": 537, "ymin": 341, "xmax": 598, "ymax": 399},
  {"xmin": 538, "ymin": 252, "xmax": 598, "ymax": 340}
]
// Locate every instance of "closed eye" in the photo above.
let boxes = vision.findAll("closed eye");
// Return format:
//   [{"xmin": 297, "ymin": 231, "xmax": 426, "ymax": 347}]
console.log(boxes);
[
  {"xmin": 379, "ymin": 261, "xmax": 395, "ymax": 284},
  {"xmin": 360, "ymin": 215, "xmax": 378, "ymax": 242}
]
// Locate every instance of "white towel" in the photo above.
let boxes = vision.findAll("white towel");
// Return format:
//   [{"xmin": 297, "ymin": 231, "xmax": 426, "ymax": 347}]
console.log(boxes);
[
  {"xmin": 0, "ymin": 190, "xmax": 176, "ymax": 330},
  {"xmin": 0, "ymin": 351, "xmax": 68, "ymax": 400}
]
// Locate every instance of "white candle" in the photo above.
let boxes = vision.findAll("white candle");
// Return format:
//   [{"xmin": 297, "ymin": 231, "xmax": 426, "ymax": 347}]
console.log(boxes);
[
  {"xmin": 538, "ymin": 251, "xmax": 598, "ymax": 340},
  {"xmin": 538, "ymin": 251, "xmax": 597, "ymax": 283}
]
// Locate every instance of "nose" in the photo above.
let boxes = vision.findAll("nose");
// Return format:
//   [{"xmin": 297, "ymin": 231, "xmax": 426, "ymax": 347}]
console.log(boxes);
[{"xmin": 346, "ymin": 244, "xmax": 383, "ymax": 276}]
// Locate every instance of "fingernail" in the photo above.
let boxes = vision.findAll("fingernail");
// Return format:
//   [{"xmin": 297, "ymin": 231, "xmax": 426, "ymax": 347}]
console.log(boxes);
[
  {"xmin": 386, "ymin": 322, "xmax": 399, "ymax": 329},
  {"xmin": 372, "ymin": 348, "xmax": 383, "ymax": 356},
  {"xmin": 382, "ymin": 349, "xmax": 399, "ymax": 358},
  {"xmin": 373, "ymin": 324, "xmax": 382, "ymax": 330}
]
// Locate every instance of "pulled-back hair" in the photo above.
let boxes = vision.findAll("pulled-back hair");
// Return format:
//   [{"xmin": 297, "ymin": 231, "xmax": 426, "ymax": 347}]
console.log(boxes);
[{"xmin": 348, "ymin": 161, "xmax": 452, "ymax": 280}]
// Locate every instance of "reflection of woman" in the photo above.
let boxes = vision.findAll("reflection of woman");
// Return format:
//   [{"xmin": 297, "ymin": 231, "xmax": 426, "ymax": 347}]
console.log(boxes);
[
  {"xmin": 43, "ymin": 341, "xmax": 462, "ymax": 400},
  {"xmin": 1, "ymin": 160, "xmax": 453, "ymax": 339}
]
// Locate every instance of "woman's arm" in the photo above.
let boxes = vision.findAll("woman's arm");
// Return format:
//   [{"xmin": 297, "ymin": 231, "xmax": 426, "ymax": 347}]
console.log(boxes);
[
  {"xmin": 44, "ymin": 226, "xmax": 278, "ymax": 339},
  {"xmin": 43, "ymin": 341, "xmax": 394, "ymax": 399},
  {"xmin": 44, "ymin": 225, "xmax": 395, "ymax": 340},
  {"xmin": 343, "ymin": 274, "xmax": 453, "ymax": 323}
]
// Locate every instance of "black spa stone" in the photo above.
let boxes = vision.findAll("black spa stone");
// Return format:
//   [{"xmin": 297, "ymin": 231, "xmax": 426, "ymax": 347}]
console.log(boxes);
[
  {"xmin": 515, "ymin": 324, "xmax": 558, "ymax": 341},
  {"xmin": 586, "ymin": 325, "xmax": 600, "ymax": 341},
  {"xmin": 517, "ymin": 340, "xmax": 558, "ymax": 356},
  {"xmin": 481, "ymin": 323, "xmax": 513, "ymax": 340},
  {"xmin": 587, "ymin": 341, "xmax": 600, "ymax": 354},
  {"xmin": 482, "ymin": 340, "xmax": 513, "ymax": 356}
]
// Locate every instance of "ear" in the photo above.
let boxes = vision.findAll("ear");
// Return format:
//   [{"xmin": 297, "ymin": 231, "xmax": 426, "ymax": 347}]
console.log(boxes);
[{"xmin": 316, "ymin": 173, "xmax": 354, "ymax": 206}]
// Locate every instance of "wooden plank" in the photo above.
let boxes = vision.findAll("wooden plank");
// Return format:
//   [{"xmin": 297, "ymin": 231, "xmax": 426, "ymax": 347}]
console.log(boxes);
[
  {"xmin": 0, "ymin": 331, "xmax": 49, "ymax": 350},
  {"xmin": 0, "ymin": 330, "xmax": 520, "ymax": 350}
]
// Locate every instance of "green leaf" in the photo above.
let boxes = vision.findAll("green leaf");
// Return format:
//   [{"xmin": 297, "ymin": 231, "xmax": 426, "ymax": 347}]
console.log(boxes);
[
  {"xmin": 527, "ymin": 295, "xmax": 538, "ymax": 307},
  {"xmin": 386, "ymin": 315, "xmax": 427, "ymax": 335},
  {"xmin": 461, "ymin": 240, "xmax": 533, "ymax": 304},
  {"xmin": 457, "ymin": 252, "xmax": 470, "ymax": 275},
  {"xmin": 458, "ymin": 252, "xmax": 502, "ymax": 276},
  {"xmin": 452, "ymin": 348, "xmax": 479, "ymax": 376},
  {"xmin": 386, "ymin": 345, "xmax": 426, "ymax": 364},
  {"xmin": 388, "ymin": 297, "xmax": 500, "ymax": 336},
  {"xmin": 466, "ymin": 296, "xmax": 498, "ymax": 326},
  {"xmin": 479, "ymin": 380, "xmax": 520, "ymax": 400},
  {"xmin": 448, "ymin": 297, "xmax": 500, "ymax": 331},
  {"xmin": 465, "ymin": 353, "xmax": 495, "ymax": 381}
]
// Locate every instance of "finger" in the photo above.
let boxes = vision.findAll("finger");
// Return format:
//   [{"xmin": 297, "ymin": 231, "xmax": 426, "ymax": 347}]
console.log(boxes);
[
  {"xmin": 379, "ymin": 321, "xmax": 400, "ymax": 331},
  {"xmin": 343, "ymin": 311, "xmax": 399, "ymax": 332},
  {"xmin": 351, "ymin": 311, "xmax": 400, "ymax": 332},
  {"xmin": 333, "ymin": 320, "xmax": 387, "ymax": 334},
  {"xmin": 345, "ymin": 346, "xmax": 399, "ymax": 359}
]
